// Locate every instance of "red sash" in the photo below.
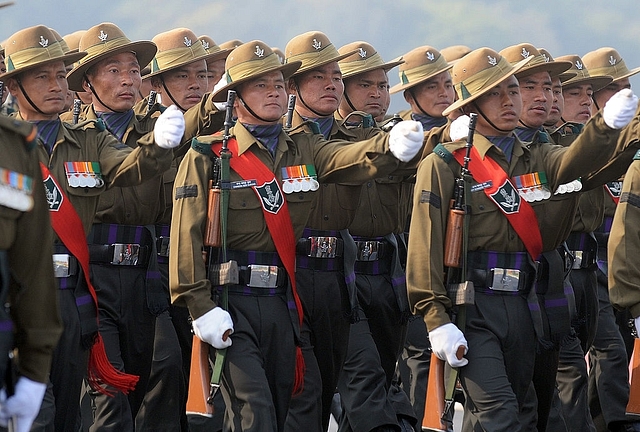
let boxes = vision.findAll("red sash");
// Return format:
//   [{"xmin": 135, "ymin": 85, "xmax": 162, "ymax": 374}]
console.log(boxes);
[
  {"xmin": 39, "ymin": 163, "xmax": 138, "ymax": 395},
  {"xmin": 211, "ymin": 139, "xmax": 305, "ymax": 393},
  {"xmin": 453, "ymin": 147, "xmax": 543, "ymax": 260}
]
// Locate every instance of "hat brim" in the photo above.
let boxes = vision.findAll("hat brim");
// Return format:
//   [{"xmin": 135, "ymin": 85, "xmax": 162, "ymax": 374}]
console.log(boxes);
[
  {"xmin": 143, "ymin": 49, "xmax": 230, "ymax": 81},
  {"xmin": 516, "ymin": 61, "xmax": 573, "ymax": 79},
  {"xmin": 342, "ymin": 59, "xmax": 404, "ymax": 80},
  {"xmin": 612, "ymin": 65, "xmax": 640, "ymax": 83},
  {"xmin": 67, "ymin": 41, "xmax": 157, "ymax": 92},
  {"xmin": 389, "ymin": 63, "xmax": 453, "ymax": 94},
  {"xmin": 442, "ymin": 56, "xmax": 532, "ymax": 117},
  {"xmin": 290, "ymin": 49, "xmax": 357, "ymax": 77},
  {"xmin": 212, "ymin": 60, "xmax": 301, "ymax": 102},
  {"xmin": 1, "ymin": 50, "xmax": 87, "ymax": 81},
  {"xmin": 563, "ymin": 75, "xmax": 613, "ymax": 93}
]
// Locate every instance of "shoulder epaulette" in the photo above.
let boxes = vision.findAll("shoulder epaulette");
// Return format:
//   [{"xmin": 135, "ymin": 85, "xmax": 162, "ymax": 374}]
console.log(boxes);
[
  {"xmin": 191, "ymin": 135, "xmax": 225, "ymax": 157},
  {"xmin": 340, "ymin": 111, "xmax": 375, "ymax": 129},
  {"xmin": 633, "ymin": 149, "xmax": 640, "ymax": 161},
  {"xmin": 0, "ymin": 116, "xmax": 37, "ymax": 150},
  {"xmin": 433, "ymin": 143, "xmax": 453, "ymax": 164},
  {"xmin": 64, "ymin": 118, "xmax": 102, "ymax": 131}
]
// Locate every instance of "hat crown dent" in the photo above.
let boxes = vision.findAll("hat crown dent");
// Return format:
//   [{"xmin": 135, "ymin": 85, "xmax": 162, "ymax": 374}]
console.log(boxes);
[{"xmin": 582, "ymin": 47, "xmax": 640, "ymax": 82}]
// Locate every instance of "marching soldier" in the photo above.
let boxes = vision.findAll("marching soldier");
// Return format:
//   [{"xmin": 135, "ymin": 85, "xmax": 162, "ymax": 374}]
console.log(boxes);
[
  {"xmin": 170, "ymin": 40, "xmax": 424, "ymax": 432},
  {"xmin": 62, "ymin": 22, "xmax": 186, "ymax": 431},
  {"xmin": 0, "ymin": 116, "xmax": 61, "ymax": 432},
  {"xmin": 198, "ymin": 35, "xmax": 232, "ymax": 94},
  {"xmin": 406, "ymin": 47, "xmax": 637, "ymax": 431},
  {"xmin": 1, "ymin": 24, "xmax": 182, "ymax": 431}
]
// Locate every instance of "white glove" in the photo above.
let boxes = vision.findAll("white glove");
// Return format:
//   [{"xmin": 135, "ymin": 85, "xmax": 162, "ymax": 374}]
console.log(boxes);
[
  {"xmin": 388, "ymin": 120, "xmax": 424, "ymax": 162},
  {"xmin": 429, "ymin": 322, "xmax": 468, "ymax": 368},
  {"xmin": 450, "ymin": 114, "xmax": 470, "ymax": 142},
  {"xmin": 192, "ymin": 307, "xmax": 234, "ymax": 349},
  {"xmin": 0, "ymin": 377, "xmax": 47, "ymax": 432},
  {"xmin": 153, "ymin": 105, "xmax": 186, "ymax": 149},
  {"xmin": 635, "ymin": 316, "xmax": 640, "ymax": 338},
  {"xmin": 213, "ymin": 76, "xmax": 228, "ymax": 111},
  {"xmin": 603, "ymin": 88, "xmax": 638, "ymax": 129}
]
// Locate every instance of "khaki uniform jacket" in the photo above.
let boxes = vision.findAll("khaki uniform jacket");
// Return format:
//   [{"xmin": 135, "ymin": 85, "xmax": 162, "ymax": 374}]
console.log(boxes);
[
  {"xmin": 0, "ymin": 117, "xmax": 62, "ymax": 383},
  {"xmin": 608, "ymin": 158, "xmax": 640, "ymax": 317},
  {"xmin": 170, "ymin": 122, "xmax": 400, "ymax": 319},
  {"xmin": 22, "ymin": 113, "xmax": 172, "ymax": 234},
  {"xmin": 408, "ymin": 113, "xmax": 624, "ymax": 331}
]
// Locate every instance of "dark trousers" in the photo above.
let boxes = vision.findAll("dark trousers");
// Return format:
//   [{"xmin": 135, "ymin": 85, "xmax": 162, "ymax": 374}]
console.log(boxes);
[{"xmin": 285, "ymin": 265, "xmax": 351, "ymax": 432}]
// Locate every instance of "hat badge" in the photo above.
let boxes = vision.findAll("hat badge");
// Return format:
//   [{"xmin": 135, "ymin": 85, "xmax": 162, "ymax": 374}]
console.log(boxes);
[
  {"xmin": 521, "ymin": 48, "xmax": 530, "ymax": 59},
  {"xmin": 312, "ymin": 38, "xmax": 322, "ymax": 50},
  {"xmin": 98, "ymin": 31, "xmax": 108, "ymax": 42},
  {"xmin": 426, "ymin": 51, "xmax": 435, "ymax": 61},
  {"xmin": 39, "ymin": 35, "xmax": 49, "ymax": 48},
  {"xmin": 201, "ymin": 40, "xmax": 210, "ymax": 50},
  {"xmin": 542, "ymin": 53, "xmax": 550, "ymax": 63},
  {"xmin": 487, "ymin": 55, "xmax": 497, "ymax": 66},
  {"xmin": 183, "ymin": 37, "xmax": 192, "ymax": 47},
  {"xmin": 254, "ymin": 45, "xmax": 264, "ymax": 58},
  {"xmin": 575, "ymin": 60, "xmax": 583, "ymax": 70},
  {"xmin": 609, "ymin": 55, "xmax": 617, "ymax": 66},
  {"xmin": 358, "ymin": 48, "xmax": 367, "ymax": 58}
]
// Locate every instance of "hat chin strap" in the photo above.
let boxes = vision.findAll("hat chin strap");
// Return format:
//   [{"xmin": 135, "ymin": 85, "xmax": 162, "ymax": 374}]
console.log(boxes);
[
  {"xmin": 85, "ymin": 75, "xmax": 128, "ymax": 114},
  {"xmin": 518, "ymin": 118, "xmax": 538, "ymax": 130},
  {"xmin": 409, "ymin": 88, "xmax": 431, "ymax": 117},
  {"xmin": 343, "ymin": 89, "xmax": 359, "ymax": 114},
  {"xmin": 293, "ymin": 78, "xmax": 332, "ymax": 118},
  {"xmin": 161, "ymin": 78, "xmax": 188, "ymax": 113},
  {"xmin": 236, "ymin": 91, "xmax": 274, "ymax": 124},
  {"xmin": 472, "ymin": 102, "xmax": 513, "ymax": 134},
  {"xmin": 17, "ymin": 79, "xmax": 46, "ymax": 115}
]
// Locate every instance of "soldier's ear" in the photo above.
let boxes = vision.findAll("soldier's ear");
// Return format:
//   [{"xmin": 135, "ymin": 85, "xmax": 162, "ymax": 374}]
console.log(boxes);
[
  {"xmin": 403, "ymin": 89, "xmax": 414, "ymax": 105},
  {"xmin": 5, "ymin": 78, "xmax": 19, "ymax": 96},
  {"xmin": 287, "ymin": 78, "xmax": 298, "ymax": 93}
]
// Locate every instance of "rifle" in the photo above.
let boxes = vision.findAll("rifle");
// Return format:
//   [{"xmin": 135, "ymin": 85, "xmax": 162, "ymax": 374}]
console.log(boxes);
[
  {"xmin": 0, "ymin": 81, "xmax": 4, "ymax": 105},
  {"xmin": 284, "ymin": 94, "xmax": 296, "ymax": 131},
  {"xmin": 185, "ymin": 89, "xmax": 236, "ymax": 417},
  {"xmin": 627, "ymin": 321, "xmax": 640, "ymax": 417},
  {"xmin": 72, "ymin": 99, "xmax": 82, "ymax": 125},
  {"xmin": 423, "ymin": 113, "xmax": 478, "ymax": 432},
  {"xmin": 146, "ymin": 90, "xmax": 157, "ymax": 115}
]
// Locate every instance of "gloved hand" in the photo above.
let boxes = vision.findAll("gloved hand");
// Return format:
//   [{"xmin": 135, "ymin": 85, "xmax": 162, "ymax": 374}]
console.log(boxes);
[
  {"xmin": 603, "ymin": 88, "xmax": 638, "ymax": 129},
  {"xmin": 429, "ymin": 322, "xmax": 468, "ymax": 368},
  {"xmin": 192, "ymin": 306, "xmax": 234, "ymax": 349},
  {"xmin": 388, "ymin": 120, "xmax": 424, "ymax": 162},
  {"xmin": 634, "ymin": 316, "xmax": 640, "ymax": 338},
  {"xmin": 0, "ymin": 377, "xmax": 47, "ymax": 432},
  {"xmin": 213, "ymin": 76, "xmax": 229, "ymax": 111},
  {"xmin": 153, "ymin": 105, "xmax": 185, "ymax": 149},
  {"xmin": 450, "ymin": 114, "xmax": 471, "ymax": 142}
]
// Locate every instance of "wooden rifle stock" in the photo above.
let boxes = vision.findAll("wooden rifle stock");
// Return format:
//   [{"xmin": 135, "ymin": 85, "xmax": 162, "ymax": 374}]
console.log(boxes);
[
  {"xmin": 185, "ymin": 335, "xmax": 214, "ymax": 416},
  {"xmin": 423, "ymin": 352, "xmax": 447, "ymax": 431},
  {"xmin": 203, "ymin": 179, "xmax": 222, "ymax": 247},
  {"xmin": 444, "ymin": 204, "xmax": 465, "ymax": 268},
  {"xmin": 627, "ymin": 338, "xmax": 640, "ymax": 415}
]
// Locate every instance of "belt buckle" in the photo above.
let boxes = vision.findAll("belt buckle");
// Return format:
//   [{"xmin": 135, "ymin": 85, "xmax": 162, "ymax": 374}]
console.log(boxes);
[
  {"xmin": 247, "ymin": 264, "xmax": 279, "ymax": 288},
  {"xmin": 571, "ymin": 250, "xmax": 583, "ymax": 269},
  {"xmin": 356, "ymin": 241, "xmax": 379, "ymax": 261},
  {"xmin": 53, "ymin": 254, "xmax": 71, "ymax": 278},
  {"xmin": 111, "ymin": 243, "xmax": 140, "ymax": 265},
  {"xmin": 308, "ymin": 236, "xmax": 337, "ymax": 258},
  {"xmin": 157, "ymin": 236, "xmax": 170, "ymax": 258},
  {"xmin": 490, "ymin": 268, "xmax": 520, "ymax": 292}
]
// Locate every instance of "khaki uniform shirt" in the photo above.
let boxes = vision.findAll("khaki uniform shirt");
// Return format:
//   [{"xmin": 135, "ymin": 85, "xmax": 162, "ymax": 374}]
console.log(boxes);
[
  {"xmin": 0, "ymin": 117, "xmax": 62, "ymax": 383},
  {"xmin": 170, "ymin": 122, "xmax": 399, "ymax": 319},
  {"xmin": 408, "ymin": 113, "xmax": 624, "ymax": 331}
]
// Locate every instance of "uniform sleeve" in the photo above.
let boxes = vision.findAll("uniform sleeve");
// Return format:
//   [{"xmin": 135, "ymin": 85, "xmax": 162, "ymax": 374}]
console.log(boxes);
[
  {"xmin": 406, "ymin": 154, "xmax": 455, "ymax": 331},
  {"xmin": 169, "ymin": 148, "xmax": 216, "ymax": 320},
  {"xmin": 8, "ymin": 156, "xmax": 62, "ymax": 383},
  {"xmin": 93, "ymin": 129, "xmax": 173, "ymax": 188},
  {"xmin": 608, "ymin": 160, "xmax": 640, "ymax": 317}
]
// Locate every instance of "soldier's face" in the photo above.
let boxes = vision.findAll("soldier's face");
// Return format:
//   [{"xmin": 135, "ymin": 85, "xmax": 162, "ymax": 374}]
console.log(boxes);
[
  {"xmin": 206, "ymin": 58, "xmax": 226, "ymax": 93},
  {"xmin": 235, "ymin": 71, "xmax": 287, "ymax": 125},
  {"xmin": 155, "ymin": 60, "xmax": 208, "ymax": 111},
  {"xmin": 291, "ymin": 62, "xmax": 344, "ymax": 117},
  {"xmin": 472, "ymin": 75, "xmax": 522, "ymax": 137},
  {"xmin": 545, "ymin": 77, "xmax": 564, "ymax": 127},
  {"xmin": 8, "ymin": 60, "xmax": 68, "ymax": 121},
  {"xmin": 561, "ymin": 83, "xmax": 593, "ymax": 124},
  {"xmin": 517, "ymin": 71, "xmax": 552, "ymax": 128},
  {"xmin": 405, "ymin": 71, "xmax": 454, "ymax": 117},
  {"xmin": 84, "ymin": 52, "xmax": 141, "ymax": 113},
  {"xmin": 340, "ymin": 68, "xmax": 390, "ymax": 121},
  {"xmin": 594, "ymin": 78, "xmax": 630, "ymax": 109}
]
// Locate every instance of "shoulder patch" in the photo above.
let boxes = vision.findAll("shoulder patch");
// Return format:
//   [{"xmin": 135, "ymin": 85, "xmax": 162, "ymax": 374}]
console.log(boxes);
[
  {"xmin": 175, "ymin": 185, "xmax": 198, "ymax": 200},
  {"xmin": 634, "ymin": 149, "xmax": 640, "ymax": 160},
  {"xmin": 433, "ymin": 143, "xmax": 453, "ymax": 164},
  {"xmin": 419, "ymin": 190, "xmax": 441, "ymax": 208}
]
